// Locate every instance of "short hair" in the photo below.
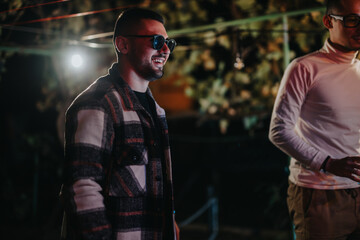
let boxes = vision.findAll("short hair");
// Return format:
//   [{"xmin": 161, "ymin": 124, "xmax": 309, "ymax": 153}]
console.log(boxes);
[
  {"xmin": 112, "ymin": 8, "xmax": 164, "ymax": 48},
  {"xmin": 325, "ymin": 0, "xmax": 345, "ymax": 15}
]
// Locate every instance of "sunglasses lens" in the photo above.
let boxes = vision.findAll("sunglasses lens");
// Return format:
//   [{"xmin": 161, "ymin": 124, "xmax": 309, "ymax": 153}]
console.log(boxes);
[
  {"xmin": 152, "ymin": 35, "xmax": 176, "ymax": 52},
  {"xmin": 153, "ymin": 35, "xmax": 165, "ymax": 50},
  {"xmin": 166, "ymin": 39, "xmax": 176, "ymax": 52}
]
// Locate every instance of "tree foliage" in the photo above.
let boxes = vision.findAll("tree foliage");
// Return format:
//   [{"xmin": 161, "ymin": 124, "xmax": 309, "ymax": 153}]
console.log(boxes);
[{"xmin": 1, "ymin": 1, "xmax": 327, "ymax": 132}]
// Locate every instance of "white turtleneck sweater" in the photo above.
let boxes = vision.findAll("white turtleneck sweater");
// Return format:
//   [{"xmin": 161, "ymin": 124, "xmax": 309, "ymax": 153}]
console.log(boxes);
[{"xmin": 269, "ymin": 39, "xmax": 360, "ymax": 189}]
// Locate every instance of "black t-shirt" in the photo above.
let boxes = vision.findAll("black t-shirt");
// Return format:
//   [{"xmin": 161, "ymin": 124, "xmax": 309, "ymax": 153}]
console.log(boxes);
[
  {"xmin": 134, "ymin": 91, "xmax": 164, "ymax": 164},
  {"xmin": 134, "ymin": 91, "xmax": 155, "ymax": 119}
]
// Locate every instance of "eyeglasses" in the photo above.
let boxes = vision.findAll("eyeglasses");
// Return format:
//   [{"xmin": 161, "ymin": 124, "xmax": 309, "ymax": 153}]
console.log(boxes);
[
  {"xmin": 329, "ymin": 14, "xmax": 360, "ymax": 28},
  {"xmin": 122, "ymin": 34, "xmax": 177, "ymax": 53}
]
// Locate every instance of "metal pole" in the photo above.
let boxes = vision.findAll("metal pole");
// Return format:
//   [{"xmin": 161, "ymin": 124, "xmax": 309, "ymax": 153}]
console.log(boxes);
[
  {"xmin": 168, "ymin": 7, "xmax": 325, "ymax": 37},
  {"xmin": 32, "ymin": 153, "xmax": 39, "ymax": 223},
  {"xmin": 207, "ymin": 186, "xmax": 218, "ymax": 240},
  {"xmin": 282, "ymin": 15, "xmax": 290, "ymax": 68},
  {"xmin": 0, "ymin": 46, "xmax": 53, "ymax": 56}
]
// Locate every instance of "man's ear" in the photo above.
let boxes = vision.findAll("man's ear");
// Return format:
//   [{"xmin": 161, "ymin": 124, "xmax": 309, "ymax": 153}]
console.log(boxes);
[
  {"xmin": 115, "ymin": 36, "xmax": 129, "ymax": 54},
  {"xmin": 323, "ymin": 15, "xmax": 333, "ymax": 29}
]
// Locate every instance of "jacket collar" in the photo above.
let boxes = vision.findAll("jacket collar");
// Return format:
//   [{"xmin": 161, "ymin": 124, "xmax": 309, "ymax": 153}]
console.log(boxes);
[{"xmin": 107, "ymin": 63, "xmax": 165, "ymax": 116}]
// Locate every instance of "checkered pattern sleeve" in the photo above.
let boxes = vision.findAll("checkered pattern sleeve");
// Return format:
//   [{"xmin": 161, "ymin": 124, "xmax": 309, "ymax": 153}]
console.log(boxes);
[{"xmin": 63, "ymin": 99, "xmax": 114, "ymax": 239}]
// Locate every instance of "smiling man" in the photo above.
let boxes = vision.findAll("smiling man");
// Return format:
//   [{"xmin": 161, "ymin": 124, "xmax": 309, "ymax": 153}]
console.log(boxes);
[
  {"xmin": 60, "ymin": 8, "xmax": 179, "ymax": 240},
  {"xmin": 269, "ymin": 0, "xmax": 360, "ymax": 239}
]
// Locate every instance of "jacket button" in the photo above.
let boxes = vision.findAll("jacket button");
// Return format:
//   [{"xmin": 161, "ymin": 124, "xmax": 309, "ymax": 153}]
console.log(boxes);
[{"xmin": 133, "ymin": 155, "xmax": 137, "ymax": 160}]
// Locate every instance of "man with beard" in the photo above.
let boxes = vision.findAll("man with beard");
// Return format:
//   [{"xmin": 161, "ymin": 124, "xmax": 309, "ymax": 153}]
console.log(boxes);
[
  {"xmin": 60, "ymin": 8, "xmax": 179, "ymax": 240},
  {"xmin": 269, "ymin": 0, "xmax": 360, "ymax": 239}
]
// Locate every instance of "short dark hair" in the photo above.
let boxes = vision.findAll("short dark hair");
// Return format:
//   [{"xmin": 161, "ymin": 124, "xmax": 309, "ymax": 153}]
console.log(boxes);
[
  {"xmin": 325, "ymin": 0, "xmax": 345, "ymax": 15},
  {"xmin": 112, "ymin": 8, "xmax": 164, "ymax": 47}
]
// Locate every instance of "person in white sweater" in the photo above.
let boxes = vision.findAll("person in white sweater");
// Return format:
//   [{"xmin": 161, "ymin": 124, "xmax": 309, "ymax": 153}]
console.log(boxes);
[{"xmin": 269, "ymin": 0, "xmax": 360, "ymax": 239}]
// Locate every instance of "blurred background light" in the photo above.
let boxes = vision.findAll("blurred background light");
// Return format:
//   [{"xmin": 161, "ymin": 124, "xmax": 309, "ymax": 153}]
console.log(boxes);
[{"xmin": 71, "ymin": 54, "xmax": 83, "ymax": 68}]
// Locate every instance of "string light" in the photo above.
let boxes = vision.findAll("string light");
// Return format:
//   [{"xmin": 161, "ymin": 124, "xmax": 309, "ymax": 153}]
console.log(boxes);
[{"xmin": 234, "ymin": 52, "xmax": 244, "ymax": 70}]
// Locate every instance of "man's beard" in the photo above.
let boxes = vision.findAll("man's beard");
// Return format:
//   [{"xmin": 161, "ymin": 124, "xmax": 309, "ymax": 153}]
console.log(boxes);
[
  {"xmin": 139, "ymin": 63, "xmax": 164, "ymax": 82},
  {"xmin": 128, "ymin": 52, "xmax": 166, "ymax": 81}
]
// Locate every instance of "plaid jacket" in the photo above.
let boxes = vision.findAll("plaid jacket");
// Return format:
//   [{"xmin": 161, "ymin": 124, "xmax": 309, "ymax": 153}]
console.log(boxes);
[{"xmin": 61, "ymin": 63, "xmax": 176, "ymax": 240}]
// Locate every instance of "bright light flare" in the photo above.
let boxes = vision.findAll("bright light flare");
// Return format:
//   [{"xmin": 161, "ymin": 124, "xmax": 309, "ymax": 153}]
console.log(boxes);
[{"xmin": 71, "ymin": 54, "xmax": 83, "ymax": 68}]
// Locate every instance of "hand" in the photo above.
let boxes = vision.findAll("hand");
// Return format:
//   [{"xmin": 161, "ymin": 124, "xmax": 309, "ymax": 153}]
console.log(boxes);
[{"xmin": 326, "ymin": 156, "xmax": 360, "ymax": 182}]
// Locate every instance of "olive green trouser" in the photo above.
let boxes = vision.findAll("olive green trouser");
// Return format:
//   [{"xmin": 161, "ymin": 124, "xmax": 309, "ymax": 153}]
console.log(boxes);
[{"xmin": 288, "ymin": 181, "xmax": 360, "ymax": 240}]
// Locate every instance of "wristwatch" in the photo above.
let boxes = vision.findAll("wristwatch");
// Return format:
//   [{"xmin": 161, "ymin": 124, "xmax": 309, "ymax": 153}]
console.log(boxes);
[{"xmin": 321, "ymin": 156, "xmax": 330, "ymax": 172}]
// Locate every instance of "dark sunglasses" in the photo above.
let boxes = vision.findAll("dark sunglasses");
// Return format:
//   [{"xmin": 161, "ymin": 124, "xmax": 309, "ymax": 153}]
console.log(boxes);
[
  {"xmin": 329, "ymin": 14, "xmax": 360, "ymax": 28},
  {"xmin": 122, "ymin": 34, "xmax": 177, "ymax": 53}
]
